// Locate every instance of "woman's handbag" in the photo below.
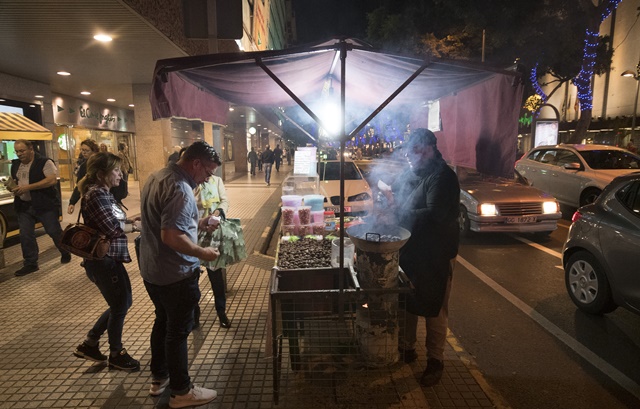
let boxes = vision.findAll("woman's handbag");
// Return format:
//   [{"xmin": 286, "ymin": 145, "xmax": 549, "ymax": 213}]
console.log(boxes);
[{"xmin": 59, "ymin": 199, "xmax": 110, "ymax": 260}]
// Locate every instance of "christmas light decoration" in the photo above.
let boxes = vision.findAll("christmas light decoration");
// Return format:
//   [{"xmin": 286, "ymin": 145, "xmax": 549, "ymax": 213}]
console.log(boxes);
[{"xmin": 531, "ymin": 0, "xmax": 621, "ymax": 113}]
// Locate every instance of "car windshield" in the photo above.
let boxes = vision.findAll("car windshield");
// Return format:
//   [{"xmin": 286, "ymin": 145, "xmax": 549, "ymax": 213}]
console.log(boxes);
[
  {"xmin": 318, "ymin": 162, "xmax": 363, "ymax": 181},
  {"xmin": 579, "ymin": 150, "xmax": 640, "ymax": 170}
]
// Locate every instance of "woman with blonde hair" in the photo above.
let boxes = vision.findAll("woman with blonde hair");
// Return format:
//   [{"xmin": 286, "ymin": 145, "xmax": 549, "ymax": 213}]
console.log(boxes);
[{"xmin": 72, "ymin": 152, "xmax": 141, "ymax": 372}]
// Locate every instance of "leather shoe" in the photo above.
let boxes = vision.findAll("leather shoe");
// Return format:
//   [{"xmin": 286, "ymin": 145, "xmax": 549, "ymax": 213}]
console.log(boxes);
[
  {"xmin": 61, "ymin": 253, "xmax": 72, "ymax": 264},
  {"xmin": 398, "ymin": 347, "xmax": 417, "ymax": 364},
  {"xmin": 15, "ymin": 265, "xmax": 39, "ymax": 277},
  {"xmin": 218, "ymin": 314, "xmax": 231, "ymax": 329}
]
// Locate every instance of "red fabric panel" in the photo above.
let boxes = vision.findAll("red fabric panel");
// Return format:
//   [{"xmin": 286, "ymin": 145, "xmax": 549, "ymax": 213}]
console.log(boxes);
[
  {"xmin": 413, "ymin": 75, "xmax": 522, "ymax": 177},
  {"xmin": 151, "ymin": 72, "xmax": 229, "ymax": 124}
]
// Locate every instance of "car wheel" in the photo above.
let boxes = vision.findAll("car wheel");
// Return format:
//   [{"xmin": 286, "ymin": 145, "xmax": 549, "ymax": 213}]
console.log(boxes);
[
  {"xmin": 580, "ymin": 188, "xmax": 601, "ymax": 207},
  {"xmin": 565, "ymin": 251, "xmax": 617, "ymax": 314},
  {"xmin": 459, "ymin": 205, "xmax": 472, "ymax": 237}
]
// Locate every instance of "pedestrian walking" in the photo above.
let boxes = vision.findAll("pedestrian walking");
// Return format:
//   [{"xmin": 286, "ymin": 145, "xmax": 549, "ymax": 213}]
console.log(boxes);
[
  {"xmin": 273, "ymin": 144, "xmax": 283, "ymax": 172},
  {"xmin": 261, "ymin": 145, "xmax": 275, "ymax": 186},
  {"xmin": 68, "ymin": 139, "xmax": 99, "ymax": 215},
  {"xmin": 10, "ymin": 139, "xmax": 71, "ymax": 276},
  {"xmin": 73, "ymin": 152, "xmax": 141, "ymax": 372},
  {"xmin": 247, "ymin": 147, "xmax": 258, "ymax": 175}
]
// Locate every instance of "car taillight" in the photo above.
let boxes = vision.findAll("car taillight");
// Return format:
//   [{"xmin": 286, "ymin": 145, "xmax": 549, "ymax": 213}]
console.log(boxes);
[{"xmin": 571, "ymin": 211, "xmax": 582, "ymax": 223}]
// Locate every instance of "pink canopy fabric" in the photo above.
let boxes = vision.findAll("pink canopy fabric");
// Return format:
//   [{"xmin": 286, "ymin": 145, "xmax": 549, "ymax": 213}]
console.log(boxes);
[{"xmin": 150, "ymin": 38, "xmax": 523, "ymax": 176}]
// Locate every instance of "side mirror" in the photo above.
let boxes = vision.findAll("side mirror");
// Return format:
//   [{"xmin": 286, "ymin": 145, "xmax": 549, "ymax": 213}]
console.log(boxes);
[{"xmin": 563, "ymin": 162, "xmax": 581, "ymax": 170}]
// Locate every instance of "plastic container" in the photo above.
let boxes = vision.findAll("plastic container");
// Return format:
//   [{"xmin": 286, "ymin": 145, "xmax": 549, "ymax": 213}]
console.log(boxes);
[
  {"xmin": 297, "ymin": 206, "xmax": 311, "ymax": 225},
  {"xmin": 331, "ymin": 237, "xmax": 355, "ymax": 267},
  {"xmin": 311, "ymin": 210, "xmax": 325, "ymax": 224},
  {"xmin": 282, "ymin": 195, "xmax": 303, "ymax": 207},
  {"xmin": 282, "ymin": 224, "xmax": 296, "ymax": 236},
  {"xmin": 299, "ymin": 224, "xmax": 312, "ymax": 236},
  {"xmin": 282, "ymin": 185, "xmax": 294, "ymax": 196},
  {"xmin": 304, "ymin": 194, "xmax": 325, "ymax": 211},
  {"xmin": 312, "ymin": 222, "xmax": 325, "ymax": 235},
  {"xmin": 281, "ymin": 206, "xmax": 296, "ymax": 225}
]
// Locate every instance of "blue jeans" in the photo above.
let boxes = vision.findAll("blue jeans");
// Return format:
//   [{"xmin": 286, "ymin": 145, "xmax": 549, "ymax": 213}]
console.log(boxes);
[
  {"xmin": 264, "ymin": 163, "xmax": 273, "ymax": 184},
  {"xmin": 84, "ymin": 257, "xmax": 133, "ymax": 353},
  {"xmin": 17, "ymin": 205, "xmax": 69, "ymax": 267},
  {"xmin": 144, "ymin": 271, "xmax": 201, "ymax": 394}
]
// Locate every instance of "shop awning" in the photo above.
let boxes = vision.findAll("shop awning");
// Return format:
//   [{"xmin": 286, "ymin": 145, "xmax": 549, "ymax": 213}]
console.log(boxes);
[{"xmin": 0, "ymin": 112, "xmax": 52, "ymax": 140}]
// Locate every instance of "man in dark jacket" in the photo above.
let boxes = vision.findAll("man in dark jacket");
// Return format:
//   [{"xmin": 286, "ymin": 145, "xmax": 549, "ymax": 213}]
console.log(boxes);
[
  {"xmin": 387, "ymin": 129, "xmax": 460, "ymax": 386},
  {"xmin": 261, "ymin": 145, "xmax": 275, "ymax": 186},
  {"xmin": 273, "ymin": 144, "xmax": 283, "ymax": 172},
  {"xmin": 10, "ymin": 139, "xmax": 71, "ymax": 276},
  {"xmin": 247, "ymin": 147, "xmax": 258, "ymax": 175}
]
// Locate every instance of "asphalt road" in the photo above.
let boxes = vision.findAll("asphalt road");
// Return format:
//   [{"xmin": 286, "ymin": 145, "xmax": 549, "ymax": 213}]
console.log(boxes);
[
  {"xmin": 355, "ymin": 158, "xmax": 640, "ymax": 408},
  {"xmin": 451, "ymin": 225, "xmax": 640, "ymax": 409}
]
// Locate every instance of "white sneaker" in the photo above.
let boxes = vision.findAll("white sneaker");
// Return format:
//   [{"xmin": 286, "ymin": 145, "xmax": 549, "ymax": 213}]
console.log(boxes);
[
  {"xmin": 169, "ymin": 385, "xmax": 217, "ymax": 408},
  {"xmin": 149, "ymin": 377, "xmax": 170, "ymax": 396}
]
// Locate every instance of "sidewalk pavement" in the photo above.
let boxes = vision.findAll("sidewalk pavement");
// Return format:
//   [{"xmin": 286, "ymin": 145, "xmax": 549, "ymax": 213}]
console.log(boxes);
[{"xmin": 0, "ymin": 161, "xmax": 500, "ymax": 409}]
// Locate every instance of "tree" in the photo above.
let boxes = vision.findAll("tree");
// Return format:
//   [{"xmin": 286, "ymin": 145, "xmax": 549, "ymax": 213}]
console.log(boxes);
[
  {"xmin": 365, "ymin": 0, "xmax": 621, "ymax": 143},
  {"xmin": 568, "ymin": 0, "xmax": 621, "ymax": 143}
]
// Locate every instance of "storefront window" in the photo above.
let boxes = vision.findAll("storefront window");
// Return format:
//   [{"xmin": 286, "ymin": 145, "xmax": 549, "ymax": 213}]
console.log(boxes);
[{"xmin": 57, "ymin": 125, "xmax": 134, "ymax": 191}]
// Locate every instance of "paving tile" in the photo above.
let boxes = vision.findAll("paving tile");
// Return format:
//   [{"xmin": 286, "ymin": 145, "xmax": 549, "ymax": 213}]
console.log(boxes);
[{"xmin": 0, "ymin": 167, "xmax": 500, "ymax": 409}]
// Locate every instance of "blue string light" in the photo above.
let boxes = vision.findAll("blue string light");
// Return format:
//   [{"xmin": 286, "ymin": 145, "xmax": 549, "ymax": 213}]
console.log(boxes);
[
  {"xmin": 573, "ymin": 0, "xmax": 621, "ymax": 112},
  {"xmin": 531, "ymin": 0, "xmax": 621, "ymax": 113},
  {"xmin": 530, "ymin": 63, "xmax": 547, "ymax": 103}
]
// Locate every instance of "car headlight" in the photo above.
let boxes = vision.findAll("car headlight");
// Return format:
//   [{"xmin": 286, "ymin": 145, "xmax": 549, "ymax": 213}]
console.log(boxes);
[
  {"xmin": 348, "ymin": 192, "xmax": 371, "ymax": 201},
  {"xmin": 542, "ymin": 201, "xmax": 559, "ymax": 214},
  {"xmin": 479, "ymin": 203, "xmax": 497, "ymax": 216}
]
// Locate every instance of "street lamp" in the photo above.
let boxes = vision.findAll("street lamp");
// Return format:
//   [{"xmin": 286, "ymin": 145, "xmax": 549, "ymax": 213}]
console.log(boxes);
[{"xmin": 621, "ymin": 62, "xmax": 640, "ymax": 140}]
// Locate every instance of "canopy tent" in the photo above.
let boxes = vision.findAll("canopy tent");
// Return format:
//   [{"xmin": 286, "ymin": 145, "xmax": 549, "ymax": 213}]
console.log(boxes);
[
  {"xmin": 150, "ymin": 38, "xmax": 523, "ymax": 176},
  {"xmin": 0, "ymin": 112, "xmax": 52, "ymax": 140}
]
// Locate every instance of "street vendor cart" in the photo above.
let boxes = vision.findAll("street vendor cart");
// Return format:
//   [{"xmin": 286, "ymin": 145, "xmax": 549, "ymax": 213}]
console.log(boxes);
[{"xmin": 149, "ymin": 37, "xmax": 524, "ymax": 404}]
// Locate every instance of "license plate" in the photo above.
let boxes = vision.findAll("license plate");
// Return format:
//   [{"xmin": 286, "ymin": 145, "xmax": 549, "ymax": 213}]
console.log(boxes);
[
  {"xmin": 328, "ymin": 206, "xmax": 351, "ymax": 213},
  {"xmin": 506, "ymin": 216, "xmax": 536, "ymax": 224}
]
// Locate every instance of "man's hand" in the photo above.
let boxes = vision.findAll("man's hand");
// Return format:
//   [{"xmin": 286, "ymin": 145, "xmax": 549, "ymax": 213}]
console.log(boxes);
[
  {"xmin": 198, "ymin": 216, "xmax": 220, "ymax": 232},
  {"xmin": 12, "ymin": 185, "xmax": 28, "ymax": 196},
  {"xmin": 200, "ymin": 246, "xmax": 220, "ymax": 262},
  {"xmin": 67, "ymin": 204, "xmax": 75, "ymax": 214}
]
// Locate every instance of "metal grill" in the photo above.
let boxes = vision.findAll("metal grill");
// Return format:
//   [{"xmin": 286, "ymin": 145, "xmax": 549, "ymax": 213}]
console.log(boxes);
[
  {"xmin": 497, "ymin": 202, "xmax": 543, "ymax": 216},
  {"xmin": 270, "ymin": 267, "xmax": 412, "ymax": 406}
]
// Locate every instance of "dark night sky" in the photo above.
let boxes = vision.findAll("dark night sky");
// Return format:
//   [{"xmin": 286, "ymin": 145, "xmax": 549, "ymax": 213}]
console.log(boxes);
[{"xmin": 292, "ymin": 0, "xmax": 378, "ymax": 45}]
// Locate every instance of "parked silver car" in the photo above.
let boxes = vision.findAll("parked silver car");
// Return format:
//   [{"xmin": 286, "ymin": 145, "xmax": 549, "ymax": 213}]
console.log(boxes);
[
  {"xmin": 458, "ymin": 168, "xmax": 561, "ymax": 236},
  {"xmin": 562, "ymin": 172, "xmax": 640, "ymax": 315},
  {"xmin": 515, "ymin": 144, "xmax": 640, "ymax": 208}
]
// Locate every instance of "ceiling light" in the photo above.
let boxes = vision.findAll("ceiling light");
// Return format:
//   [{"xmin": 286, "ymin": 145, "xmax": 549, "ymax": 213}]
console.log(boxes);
[
  {"xmin": 80, "ymin": 91, "xmax": 91, "ymax": 95},
  {"xmin": 57, "ymin": 71, "xmax": 71, "ymax": 76},
  {"xmin": 229, "ymin": 107, "xmax": 235, "ymax": 111},
  {"xmin": 107, "ymin": 98, "xmax": 116, "ymax": 102},
  {"xmin": 94, "ymin": 34, "xmax": 112, "ymax": 42},
  {"xmin": 128, "ymin": 104, "xmax": 134, "ymax": 107},
  {"xmin": 35, "ymin": 95, "xmax": 44, "ymax": 99}
]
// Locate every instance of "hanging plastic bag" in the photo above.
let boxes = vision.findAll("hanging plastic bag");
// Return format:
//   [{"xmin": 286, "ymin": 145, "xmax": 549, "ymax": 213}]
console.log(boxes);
[{"xmin": 198, "ymin": 218, "xmax": 246, "ymax": 269}]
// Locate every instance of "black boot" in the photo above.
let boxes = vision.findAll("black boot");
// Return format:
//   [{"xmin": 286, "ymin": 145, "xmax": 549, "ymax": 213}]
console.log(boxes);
[{"xmin": 420, "ymin": 358, "xmax": 444, "ymax": 387}]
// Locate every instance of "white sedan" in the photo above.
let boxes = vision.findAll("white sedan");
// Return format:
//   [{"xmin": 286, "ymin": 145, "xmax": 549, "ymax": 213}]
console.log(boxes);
[{"xmin": 317, "ymin": 160, "xmax": 373, "ymax": 216}]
